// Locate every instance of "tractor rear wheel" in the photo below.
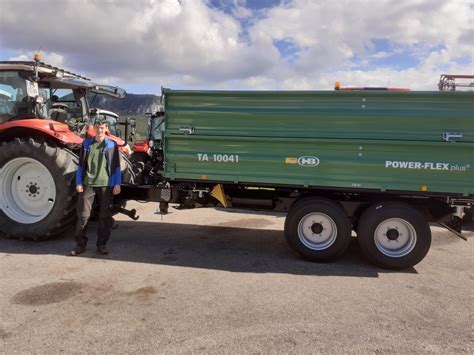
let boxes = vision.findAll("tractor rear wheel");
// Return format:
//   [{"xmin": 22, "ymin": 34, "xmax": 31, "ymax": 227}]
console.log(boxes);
[{"xmin": 0, "ymin": 138, "xmax": 78, "ymax": 240}]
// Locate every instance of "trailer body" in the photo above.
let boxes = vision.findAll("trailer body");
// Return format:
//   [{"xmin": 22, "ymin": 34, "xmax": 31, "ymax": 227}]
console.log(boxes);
[{"xmin": 162, "ymin": 89, "xmax": 473, "ymax": 197}]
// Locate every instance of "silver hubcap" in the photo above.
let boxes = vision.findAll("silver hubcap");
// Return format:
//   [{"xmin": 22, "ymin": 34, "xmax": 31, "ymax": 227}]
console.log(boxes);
[
  {"xmin": 374, "ymin": 218, "xmax": 417, "ymax": 258},
  {"xmin": 297, "ymin": 212, "xmax": 338, "ymax": 250},
  {"xmin": 0, "ymin": 157, "xmax": 56, "ymax": 224}
]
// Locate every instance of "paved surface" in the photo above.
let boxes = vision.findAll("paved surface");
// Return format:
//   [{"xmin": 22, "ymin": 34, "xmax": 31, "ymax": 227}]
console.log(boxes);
[{"xmin": 0, "ymin": 201, "xmax": 472, "ymax": 354}]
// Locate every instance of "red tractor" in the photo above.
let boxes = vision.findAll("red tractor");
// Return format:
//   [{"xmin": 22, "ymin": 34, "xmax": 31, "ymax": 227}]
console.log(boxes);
[{"xmin": 0, "ymin": 57, "xmax": 136, "ymax": 240}]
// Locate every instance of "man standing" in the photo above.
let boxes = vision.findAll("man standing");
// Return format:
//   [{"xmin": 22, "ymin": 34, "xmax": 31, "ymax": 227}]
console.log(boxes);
[{"xmin": 70, "ymin": 118, "xmax": 121, "ymax": 256}]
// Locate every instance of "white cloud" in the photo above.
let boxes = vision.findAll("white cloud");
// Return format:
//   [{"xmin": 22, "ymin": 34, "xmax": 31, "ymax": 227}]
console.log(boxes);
[
  {"xmin": 9, "ymin": 52, "xmax": 65, "ymax": 68},
  {"xmin": 247, "ymin": 0, "xmax": 473, "ymax": 88},
  {"xmin": 0, "ymin": 0, "xmax": 277, "ymax": 84},
  {"xmin": 0, "ymin": 0, "xmax": 472, "ymax": 91}
]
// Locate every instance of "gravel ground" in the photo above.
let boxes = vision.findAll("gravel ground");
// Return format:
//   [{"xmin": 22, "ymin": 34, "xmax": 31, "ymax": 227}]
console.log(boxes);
[{"xmin": 0, "ymin": 201, "xmax": 472, "ymax": 354}]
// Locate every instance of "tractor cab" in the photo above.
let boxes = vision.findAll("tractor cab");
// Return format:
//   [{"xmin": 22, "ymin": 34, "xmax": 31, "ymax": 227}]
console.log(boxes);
[{"xmin": 0, "ymin": 58, "xmax": 129, "ymax": 145}]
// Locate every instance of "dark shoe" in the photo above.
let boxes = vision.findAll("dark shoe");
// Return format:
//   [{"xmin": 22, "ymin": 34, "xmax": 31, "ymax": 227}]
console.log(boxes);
[
  {"xmin": 70, "ymin": 246, "xmax": 85, "ymax": 256},
  {"xmin": 97, "ymin": 245, "xmax": 109, "ymax": 255}
]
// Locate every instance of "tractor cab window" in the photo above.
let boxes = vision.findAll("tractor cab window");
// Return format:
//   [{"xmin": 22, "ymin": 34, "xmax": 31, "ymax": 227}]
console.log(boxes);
[
  {"xmin": 0, "ymin": 71, "xmax": 30, "ymax": 122},
  {"xmin": 50, "ymin": 88, "xmax": 82, "ymax": 123}
]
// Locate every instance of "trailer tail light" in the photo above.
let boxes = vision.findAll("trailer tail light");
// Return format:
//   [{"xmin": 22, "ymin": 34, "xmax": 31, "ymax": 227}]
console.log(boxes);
[{"xmin": 49, "ymin": 123, "xmax": 69, "ymax": 132}]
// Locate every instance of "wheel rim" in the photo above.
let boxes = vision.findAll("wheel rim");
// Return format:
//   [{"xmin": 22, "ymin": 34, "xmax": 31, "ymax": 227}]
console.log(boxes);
[
  {"xmin": 374, "ymin": 218, "xmax": 417, "ymax": 258},
  {"xmin": 297, "ymin": 212, "xmax": 338, "ymax": 250},
  {"xmin": 0, "ymin": 157, "xmax": 56, "ymax": 224}
]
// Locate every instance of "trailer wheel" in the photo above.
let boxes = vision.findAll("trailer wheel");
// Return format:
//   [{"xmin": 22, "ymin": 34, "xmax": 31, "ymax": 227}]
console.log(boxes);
[
  {"xmin": 357, "ymin": 202, "xmax": 431, "ymax": 269},
  {"xmin": 284, "ymin": 198, "xmax": 351, "ymax": 261},
  {"xmin": 0, "ymin": 138, "xmax": 78, "ymax": 240}
]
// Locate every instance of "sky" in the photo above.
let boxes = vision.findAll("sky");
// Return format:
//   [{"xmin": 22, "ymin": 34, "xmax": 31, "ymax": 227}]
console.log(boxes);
[{"xmin": 0, "ymin": 0, "xmax": 472, "ymax": 94}]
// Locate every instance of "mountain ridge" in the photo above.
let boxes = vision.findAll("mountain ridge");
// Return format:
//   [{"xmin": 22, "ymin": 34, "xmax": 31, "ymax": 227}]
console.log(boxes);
[{"xmin": 90, "ymin": 93, "xmax": 162, "ymax": 117}]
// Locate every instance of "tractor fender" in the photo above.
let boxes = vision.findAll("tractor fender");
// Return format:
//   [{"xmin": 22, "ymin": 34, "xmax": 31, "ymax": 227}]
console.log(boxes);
[{"xmin": 0, "ymin": 119, "xmax": 83, "ymax": 145}]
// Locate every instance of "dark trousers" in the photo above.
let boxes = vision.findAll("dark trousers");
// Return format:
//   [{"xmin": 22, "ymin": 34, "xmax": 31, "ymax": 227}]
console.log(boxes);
[{"xmin": 74, "ymin": 186, "xmax": 113, "ymax": 248}]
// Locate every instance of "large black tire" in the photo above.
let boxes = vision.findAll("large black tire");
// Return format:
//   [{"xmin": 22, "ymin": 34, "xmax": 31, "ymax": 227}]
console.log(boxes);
[
  {"xmin": 0, "ymin": 138, "xmax": 78, "ymax": 240},
  {"xmin": 284, "ymin": 198, "xmax": 351, "ymax": 262},
  {"xmin": 357, "ymin": 202, "xmax": 431, "ymax": 270}
]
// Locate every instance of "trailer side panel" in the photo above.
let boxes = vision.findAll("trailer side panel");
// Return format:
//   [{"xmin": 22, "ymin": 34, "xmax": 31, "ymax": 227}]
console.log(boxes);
[{"xmin": 163, "ymin": 90, "xmax": 473, "ymax": 196}]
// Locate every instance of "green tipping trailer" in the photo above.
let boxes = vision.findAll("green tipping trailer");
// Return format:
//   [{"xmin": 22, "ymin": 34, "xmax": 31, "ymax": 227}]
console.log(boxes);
[
  {"xmin": 163, "ymin": 89, "xmax": 473, "ymax": 196},
  {"xmin": 126, "ymin": 89, "xmax": 474, "ymax": 270}
]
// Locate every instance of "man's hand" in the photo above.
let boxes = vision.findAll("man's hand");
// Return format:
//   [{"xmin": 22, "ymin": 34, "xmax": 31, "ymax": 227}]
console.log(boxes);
[
  {"xmin": 76, "ymin": 184, "xmax": 84, "ymax": 193},
  {"xmin": 113, "ymin": 185, "xmax": 121, "ymax": 195}
]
